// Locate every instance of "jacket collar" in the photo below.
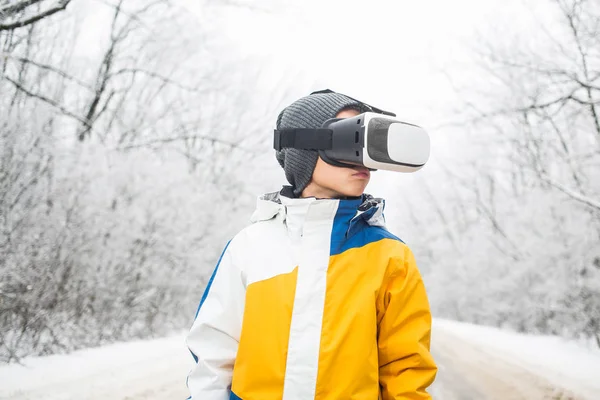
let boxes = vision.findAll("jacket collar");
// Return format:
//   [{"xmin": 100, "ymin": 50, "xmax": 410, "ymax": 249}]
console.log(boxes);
[{"xmin": 250, "ymin": 188, "xmax": 386, "ymax": 234}]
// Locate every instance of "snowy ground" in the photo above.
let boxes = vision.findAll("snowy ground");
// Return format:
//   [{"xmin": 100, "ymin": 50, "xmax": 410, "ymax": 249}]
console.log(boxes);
[
  {"xmin": 430, "ymin": 320, "xmax": 600, "ymax": 400},
  {"xmin": 1, "ymin": 320, "xmax": 599, "ymax": 399},
  {"xmin": 0, "ymin": 334, "xmax": 192, "ymax": 400}
]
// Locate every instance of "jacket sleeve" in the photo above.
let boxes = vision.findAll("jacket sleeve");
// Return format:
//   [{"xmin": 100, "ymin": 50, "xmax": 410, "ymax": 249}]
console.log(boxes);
[
  {"xmin": 186, "ymin": 241, "xmax": 245, "ymax": 400},
  {"xmin": 377, "ymin": 244, "xmax": 437, "ymax": 400}
]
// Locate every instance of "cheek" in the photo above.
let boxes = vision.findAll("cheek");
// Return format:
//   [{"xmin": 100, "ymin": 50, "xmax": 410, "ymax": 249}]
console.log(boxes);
[
  {"xmin": 313, "ymin": 160, "xmax": 340, "ymax": 184},
  {"xmin": 316, "ymin": 170, "xmax": 338, "ymax": 188},
  {"xmin": 331, "ymin": 167, "xmax": 352, "ymax": 186}
]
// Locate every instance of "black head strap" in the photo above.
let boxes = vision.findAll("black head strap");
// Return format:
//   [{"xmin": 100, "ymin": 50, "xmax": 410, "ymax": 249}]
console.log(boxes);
[{"xmin": 273, "ymin": 128, "xmax": 333, "ymax": 151}]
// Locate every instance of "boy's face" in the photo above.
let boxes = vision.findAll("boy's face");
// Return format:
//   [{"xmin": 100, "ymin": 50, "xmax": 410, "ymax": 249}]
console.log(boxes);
[{"xmin": 301, "ymin": 109, "xmax": 371, "ymax": 199}]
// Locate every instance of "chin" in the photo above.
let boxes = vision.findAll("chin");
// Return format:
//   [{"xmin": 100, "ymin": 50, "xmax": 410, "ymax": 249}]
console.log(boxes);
[{"xmin": 338, "ymin": 184, "xmax": 368, "ymax": 198}]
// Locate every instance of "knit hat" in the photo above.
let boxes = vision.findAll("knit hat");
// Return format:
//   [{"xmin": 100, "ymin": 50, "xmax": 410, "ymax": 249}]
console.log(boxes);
[{"xmin": 275, "ymin": 91, "xmax": 370, "ymax": 197}]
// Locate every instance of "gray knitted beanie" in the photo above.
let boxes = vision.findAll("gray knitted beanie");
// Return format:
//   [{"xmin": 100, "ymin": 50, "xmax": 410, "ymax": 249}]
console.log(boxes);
[{"xmin": 275, "ymin": 91, "xmax": 369, "ymax": 197}]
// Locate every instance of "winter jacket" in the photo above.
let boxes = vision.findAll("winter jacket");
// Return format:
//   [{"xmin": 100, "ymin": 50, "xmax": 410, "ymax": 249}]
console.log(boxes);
[{"xmin": 186, "ymin": 190, "xmax": 437, "ymax": 400}]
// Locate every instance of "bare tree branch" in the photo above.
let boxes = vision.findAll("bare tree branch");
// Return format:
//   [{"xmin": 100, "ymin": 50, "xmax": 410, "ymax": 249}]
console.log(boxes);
[
  {"xmin": 4, "ymin": 75, "xmax": 92, "ymax": 130},
  {"xmin": 93, "ymin": 0, "xmax": 169, "ymax": 32},
  {"xmin": 77, "ymin": 0, "xmax": 124, "ymax": 141},
  {"xmin": 539, "ymin": 173, "xmax": 600, "ymax": 211},
  {"xmin": 482, "ymin": 55, "xmax": 600, "ymax": 92},
  {"xmin": 0, "ymin": 0, "xmax": 45, "ymax": 17},
  {"xmin": 559, "ymin": 0, "xmax": 600, "ymax": 137},
  {"xmin": 108, "ymin": 68, "xmax": 202, "ymax": 92},
  {"xmin": 539, "ymin": 109, "xmax": 585, "ymax": 190},
  {"xmin": 0, "ymin": 52, "xmax": 94, "ymax": 90},
  {"xmin": 0, "ymin": 0, "xmax": 71, "ymax": 32},
  {"xmin": 419, "ymin": 178, "xmax": 459, "ymax": 251},
  {"xmin": 76, "ymin": 0, "xmax": 180, "ymax": 141},
  {"xmin": 116, "ymin": 135, "xmax": 257, "ymax": 153},
  {"xmin": 519, "ymin": 89, "xmax": 600, "ymax": 113}
]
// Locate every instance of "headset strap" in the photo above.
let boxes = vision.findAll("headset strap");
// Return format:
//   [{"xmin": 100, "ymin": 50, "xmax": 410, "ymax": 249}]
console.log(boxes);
[{"xmin": 274, "ymin": 128, "xmax": 333, "ymax": 151}]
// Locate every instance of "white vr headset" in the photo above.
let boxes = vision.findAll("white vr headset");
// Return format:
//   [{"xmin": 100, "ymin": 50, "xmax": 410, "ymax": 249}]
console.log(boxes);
[{"xmin": 274, "ymin": 90, "xmax": 430, "ymax": 173}]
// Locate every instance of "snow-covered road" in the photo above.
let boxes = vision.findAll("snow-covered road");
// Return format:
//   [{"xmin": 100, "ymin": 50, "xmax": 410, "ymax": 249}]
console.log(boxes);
[
  {"xmin": 1, "ymin": 320, "xmax": 599, "ymax": 399},
  {"xmin": 431, "ymin": 326, "xmax": 578, "ymax": 400},
  {"xmin": 430, "ymin": 320, "xmax": 600, "ymax": 400}
]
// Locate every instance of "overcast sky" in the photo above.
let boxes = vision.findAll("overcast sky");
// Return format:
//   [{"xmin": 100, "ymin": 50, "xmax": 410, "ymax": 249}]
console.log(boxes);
[{"xmin": 177, "ymin": 0, "xmax": 554, "ymax": 117}]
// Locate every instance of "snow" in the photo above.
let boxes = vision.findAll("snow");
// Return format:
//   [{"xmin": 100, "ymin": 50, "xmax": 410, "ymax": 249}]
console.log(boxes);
[
  {"xmin": 1, "ymin": 321, "xmax": 599, "ymax": 399},
  {"xmin": 434, "ymin": 319, "xmax": 600, "ymax": 400},
  {"xmin": 0, "ymin": 333, "xmax": 193, "ymax": 400}
]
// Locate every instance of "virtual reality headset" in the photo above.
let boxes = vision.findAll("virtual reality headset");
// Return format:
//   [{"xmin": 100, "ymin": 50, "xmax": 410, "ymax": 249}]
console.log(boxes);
[{"xmin": 273, "ymin": 89, "xmax": 430, "ymax": 173}]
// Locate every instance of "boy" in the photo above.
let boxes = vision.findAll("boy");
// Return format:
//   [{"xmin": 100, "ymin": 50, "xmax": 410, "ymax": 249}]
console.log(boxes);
[{"xmin": 186, "ymin": 90, "xmax": 437, "ymax": 399}]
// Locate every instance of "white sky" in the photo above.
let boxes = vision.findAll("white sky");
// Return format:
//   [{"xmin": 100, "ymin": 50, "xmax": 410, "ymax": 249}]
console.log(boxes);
[{"xmin": 178, "ymin": 0, "xmax": 547, "ymax": 121}]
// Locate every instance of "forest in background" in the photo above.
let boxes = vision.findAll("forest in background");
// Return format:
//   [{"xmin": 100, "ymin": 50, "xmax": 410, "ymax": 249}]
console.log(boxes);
[
  {"xmin": 406, "ymin": 0, "xmax": 600, "ymax": 346},
  {"xmin": 0, "ymin": 0, "xmax": 281, "ymax": 361},
  {"xmin": 1, "ymin": 0, "xmax": 598, "ymax": 362}
]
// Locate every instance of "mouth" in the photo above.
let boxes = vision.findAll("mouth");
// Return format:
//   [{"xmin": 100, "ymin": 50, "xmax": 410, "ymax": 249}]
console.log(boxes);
[{"xmin": 352, "ymin": 167, "xmax": 371, "ymax": 179}]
